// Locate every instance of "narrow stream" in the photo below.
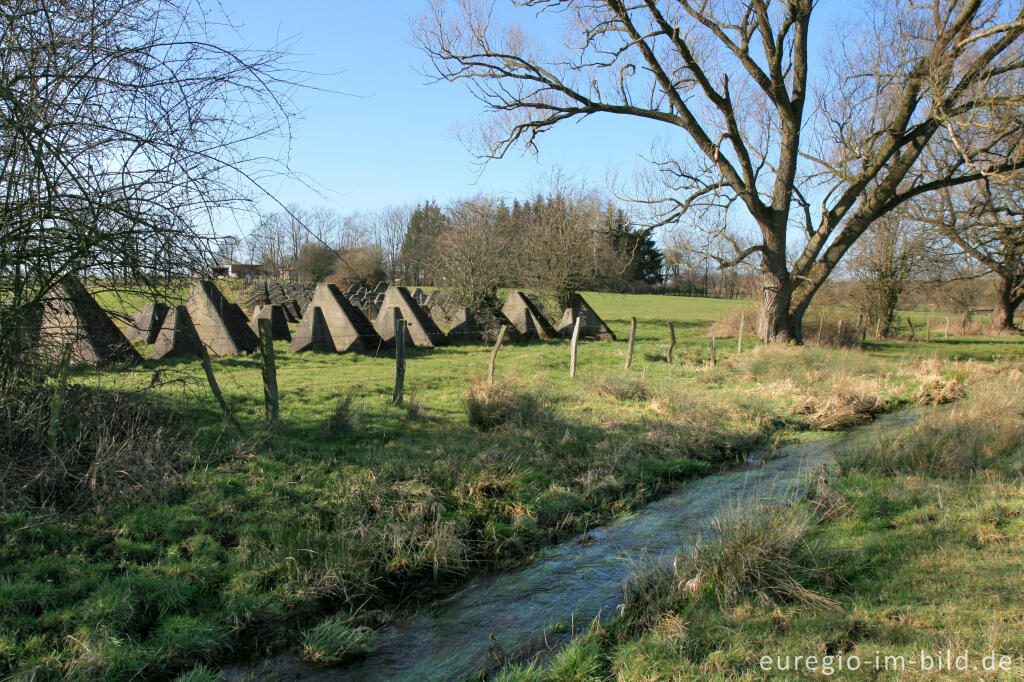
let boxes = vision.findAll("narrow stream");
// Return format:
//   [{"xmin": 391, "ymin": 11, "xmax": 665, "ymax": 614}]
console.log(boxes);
[{"xmin": 226, "ymin": 409, "xmax": 919, "ymax": 681}]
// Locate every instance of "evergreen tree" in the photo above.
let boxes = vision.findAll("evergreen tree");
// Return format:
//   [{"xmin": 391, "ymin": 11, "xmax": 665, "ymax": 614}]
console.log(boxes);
[{"xmin": 400, "ymin": 201, "xmax": 449, "ymax": 285}]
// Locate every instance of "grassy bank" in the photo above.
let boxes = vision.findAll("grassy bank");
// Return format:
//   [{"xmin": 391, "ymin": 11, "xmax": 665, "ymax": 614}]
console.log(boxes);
[
  {"xmin": 2, "ymin": 292, "xmax": 1020, "ymax": 680},
  {"xmin": 498, "ymin": 370, "xmax": 1024, "ymax": 680}
]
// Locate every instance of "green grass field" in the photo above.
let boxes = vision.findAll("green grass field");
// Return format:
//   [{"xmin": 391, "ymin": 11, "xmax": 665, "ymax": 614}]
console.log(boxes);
[{"xmin": 2, "ymin": 290, "xmax": 1022, "ymax": 680}]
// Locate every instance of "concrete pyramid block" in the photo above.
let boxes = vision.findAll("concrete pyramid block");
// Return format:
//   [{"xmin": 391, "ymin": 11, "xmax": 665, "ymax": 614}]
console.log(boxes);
[
  {"xmin": 554, "ymin": 294, "xmax": 616, "ymax": 341},
  {"xmin": 150, "ymin": 305, "xmax": 205, "ymax": 360},
  {"xmin": 249, "ymin": 304, "xmax": 292, "ymax": 341},
  {"xmin": 125, "ymin": 302, "xmax": 169, "ymax": 344},
  {"xmin": 446, "ymin": 307, "xmax": 484, "ymax": 343},
  {"xmin": 501, "ymin": 291, "xmax": 558, "ymax": 340},
  {"xmin": 288, "ymin": 306, "xmax": 336, "ymax": 352},
  {"xmin": 186, "ymin": 280, "xmax": 259, "ymax": 356},
  {"xmin": 373, "ymin": 286, "xmax": 448, "ymax": 348},
  {"xmin": 288, "ymin": 283, "xmax": 382, "ymax": 353},
  {"xmin": 39, "ymin": 277, "xmax": 142, "ymax": 366}
]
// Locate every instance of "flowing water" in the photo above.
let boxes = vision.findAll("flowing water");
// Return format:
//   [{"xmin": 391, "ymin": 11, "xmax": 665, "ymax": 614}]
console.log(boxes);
[{"xmin": 226, "ymin": 409, "xmax": 919, "ymax": 681}]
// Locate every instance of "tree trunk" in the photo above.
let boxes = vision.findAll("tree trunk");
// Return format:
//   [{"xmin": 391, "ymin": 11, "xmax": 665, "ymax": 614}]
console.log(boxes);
[
  {"xmin": 757, "ymin": 269, "xmax": 801, "ymax": 343},
  {"xmin": 990, "ymin": 277, "xmax": 1022, "ymax": 334}
]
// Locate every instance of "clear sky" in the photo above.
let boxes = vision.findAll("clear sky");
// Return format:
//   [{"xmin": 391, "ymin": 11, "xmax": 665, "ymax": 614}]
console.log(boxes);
[
  {"xmin": 216, "ymin": 2, "xmax": 848, "ymax": 243},
  {"xmin": 216, "ymin": 1, "xmax": 667, "ymax": 234}
]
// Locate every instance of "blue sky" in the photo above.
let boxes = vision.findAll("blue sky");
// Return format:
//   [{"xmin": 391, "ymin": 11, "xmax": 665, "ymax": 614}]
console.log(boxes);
[
  {"xmin": 217, "ymin": 1, "xmax": 667, "ymax": 231},
  {"xmin": 216, "ymin": 2, "xmax": 849, "ymax": 243}
]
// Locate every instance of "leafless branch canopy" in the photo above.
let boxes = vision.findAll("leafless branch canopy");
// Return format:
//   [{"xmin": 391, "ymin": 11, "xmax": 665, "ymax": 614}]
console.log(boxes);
[{"xmin": 416, "ymin": 0, "xmax": 1024, "ymax": 341}]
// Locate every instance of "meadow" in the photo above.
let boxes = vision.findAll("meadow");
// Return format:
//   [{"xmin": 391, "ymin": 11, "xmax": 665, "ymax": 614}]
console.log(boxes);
[{"xmin": 2, "ymin": 289, "xmax": 1022, "ymax": 680}]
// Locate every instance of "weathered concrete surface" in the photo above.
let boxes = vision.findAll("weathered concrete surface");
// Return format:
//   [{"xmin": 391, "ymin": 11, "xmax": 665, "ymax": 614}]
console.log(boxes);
[
  {"xmin": 249, "ymin": 304, "xmax": 292, "ymax": 342},
  {"xmin": 288, "ymin": 307, "xmax": 337, "ymax": 353},
  {"xmin": 289, "ymin": 284, "xmax": 381, "ymax": 354},
  {"xmin": 186, "ymin": 280, "xmax": 259, "ymax": 356},
  {"xmin": 150, "ymin": 305, "xmax": 205, "ymax": 360},
  {"xmin": 502, "ymin": 291, "xmax": 558, "ymax": 340},
  {"xmin": 125, "ymin": 302, "xmax": 169, "ymax": 344},
  {"xmin": 373, "ymin": 286, "xmax": 447, "ymax": 348},
  {"xmin": 554, "ymin": 294, "xmax": 616, "ymax": 341},
  {"xmin": 38, "ymin": 277, "xmax": 141, "ymax": 366}
]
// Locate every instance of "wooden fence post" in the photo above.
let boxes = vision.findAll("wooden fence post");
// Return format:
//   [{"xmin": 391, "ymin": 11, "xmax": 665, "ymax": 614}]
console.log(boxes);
[
  {"xmin": 875, "ymin": 318, "xmax": 882, "ymax": 340},
  {"xmin": 926, "ymin": 318, "xmax": 931, "ymax": 342},
  {"xmin": 47, "ymin": 342, "xmax": 72, "ymax": 451},
  {"xmin": 944, "ymin": 315, "xmax": 950, "ymax": 339},
  {"xmin": 906, "ymin": 316, "xmax": 916, "ymax": 340},
  {"xmin": 817, "ymin": 318, "xmax": 824, "ymax": 346},
  {"xmin": 667, "ymin": 322, "xmax": 676, "ymax": 365},
  {"xmin": 199, "ymin": 342, "xmax": 243, "ymax": 435},
  {"xmin": 569, "ymin": 316, "xmax": 582, "ymax": 379},
  {"xmin": 392, "ymin": 308, "xmax": 406, "ymax": 405},
  {"xmin": 258, "ymin": 318, "xmax": 280, "ymax": 429},
  {"xmin": 711, "ymin": 330, "xmax": 717, "ymax": 366},
  {"xmin": 837, "ymin": 319, "xmax": 843, "ymax": 344},
  {"xmin": 488, "ymin": 324, "xmax": 507, "ymax": 385},
  {"xmin": 737, "ymin": 313, "xmax": 744, "ymax": 354},
  {"xmin": 625, "ymin": 316, "xmax": 637, "ymax": 370}
]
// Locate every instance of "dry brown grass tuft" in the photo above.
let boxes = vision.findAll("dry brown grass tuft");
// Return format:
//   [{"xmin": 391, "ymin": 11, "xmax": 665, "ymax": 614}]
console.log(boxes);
[
  {"xmin": 593, "ymin": 374, "xmax": 653, "ymax": 402},
  {"xmin": 708, "ymin": 307, "xmax": 758, "ymax": 338},
  {"xmin": 843, "ymin": 373, "xmax": 1024, "ymax": 479},
  {"xmin": 798, "ymin": 375, "xmax": 889, "ymax": 430},
  {"xmin": 0, "ymin": 377, "xmax": 187, "ymax": 510},
  {"xmin": 465, "ymin": 380, "xmax": 550, "ymax": 431},
  {"xmin": 806, "ymin": 476, "xmax": 851, "ymax": 525},
  {"xmin": 915, "ymin": 376, "xmax": 966, "ymax": 405},
  {"xmin": 802, "ymin": 314, "xmax": 865, "ymax": 349}
]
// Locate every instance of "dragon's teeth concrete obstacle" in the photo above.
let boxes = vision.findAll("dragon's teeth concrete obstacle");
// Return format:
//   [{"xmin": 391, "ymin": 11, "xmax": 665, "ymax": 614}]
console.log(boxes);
[
  {"xmin": 125, "ymin": 301, "xmax": 169, "ymax": 345},
  {"xmin": 373, "ymin": 286, "xmax": 448, "ymax": 348},
  {"xmin": 149, "ymin": 305, "xmax": 205, "ymax": 360},
  {"xmin": 289, "ymin": 283, "xmax": 382, "ymax": 353},
  {"xmin": 445, "ymin": 307, "xmax": 484, "ymax": 343},
  {"xmin": 38, "ymin": 277, "xmax": 142, "ymax": 366},
  {"xmin": 186, "ymin": 280, "xmax": 259, "ymax": 356},
  {"xmin": 555, "ymin": 294, "xmax": 616, "ymax": 341},
  {"xmin": 501, "ymin": 291, "xmax": 558, "ymax": 340},
  {"xmin": 249, "ymin": 304, "xmax": 292, "ymax": 342}
]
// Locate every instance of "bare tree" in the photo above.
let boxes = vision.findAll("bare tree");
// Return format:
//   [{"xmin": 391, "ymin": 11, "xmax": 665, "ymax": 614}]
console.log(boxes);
[
  {"xmin": 849, "ymin": 210, "xmax": 929, "ymax": 337},
  {"xmin": 433, "ymin": 197, "xmax": 514, "ymax": 310},
  {"xmin": 918, "ymin": 179, "xmax": 1024, "ymax": 332},
  {"xmin": 366, "ymin": 204, "xmax": 414, "ymax": 281},
  {"xmin": 416, "ymin": 0, "xmax": 1024, "ymax": 342},
  {"xmin": 0, "ymin": 0, "xmax": 300, "ymax": 361}
]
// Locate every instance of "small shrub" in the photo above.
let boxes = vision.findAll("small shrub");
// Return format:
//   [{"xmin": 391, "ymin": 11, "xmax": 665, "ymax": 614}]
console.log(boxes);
[
  {"xmin": 465, "ymin": 380, "xmax": 549, "ymax": 431},
  {"xmin": 535, "ymin": 486, "xmax": 587, "ymax": 527},
  {"xmin": 300, "ymin": 615, "xmax": 378, "ymax": 665}
]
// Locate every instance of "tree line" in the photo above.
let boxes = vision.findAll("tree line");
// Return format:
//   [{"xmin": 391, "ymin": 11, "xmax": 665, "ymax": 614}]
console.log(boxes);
[{"xmin": 231, "ymin": 190, "xmax": 665, "ymax": 310}]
